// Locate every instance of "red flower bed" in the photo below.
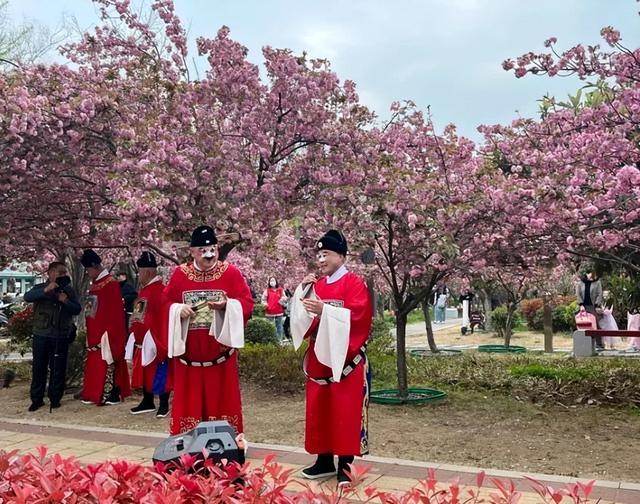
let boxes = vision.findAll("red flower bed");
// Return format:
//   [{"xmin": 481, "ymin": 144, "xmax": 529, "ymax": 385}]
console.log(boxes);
[{"xmin": 0, "ymin": 447, "xmax": 597, "ymax": 503}]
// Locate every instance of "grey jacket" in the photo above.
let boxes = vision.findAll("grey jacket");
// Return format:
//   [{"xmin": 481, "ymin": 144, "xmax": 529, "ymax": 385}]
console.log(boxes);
[
  {"xmin": 575, "ymin": 279, "xmax": 603, "ymax": 307},
  {"xmin": 24, "ymin": 282, "xmax": 82, "ymax": 338}
]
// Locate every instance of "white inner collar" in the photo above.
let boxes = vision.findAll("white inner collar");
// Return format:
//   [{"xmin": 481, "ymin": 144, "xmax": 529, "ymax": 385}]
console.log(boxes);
[
  {"xmin": 193, "ymin": 260, "xmax": 216, "ymax": 272},
  {"xmin": 327, "ymin": 264, "xmax": 348, "ymax": 284},
  {"xmin": 145, "ymin": 275, "xmax": 162, "ymax": 286},
  {"xmin": 96, "ymin": 269, "xmax": 109, "ymax": 281}
]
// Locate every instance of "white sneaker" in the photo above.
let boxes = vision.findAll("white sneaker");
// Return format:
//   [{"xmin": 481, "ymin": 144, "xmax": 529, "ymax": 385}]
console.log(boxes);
[{"xmin": 81, "ymin": 400, "xmax": 93, "ymax": 405}]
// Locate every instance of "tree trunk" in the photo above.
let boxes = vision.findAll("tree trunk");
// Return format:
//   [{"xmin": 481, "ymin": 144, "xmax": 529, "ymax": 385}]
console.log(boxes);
[
  {"xmin": 66, "ymin": 253, "xmax": 89, "ymax": 332},
  {"xmin": 481, "ymin": 289, "xmax": 493, "ymax": 331},
  {"xmin": 396, "ymin": 311, "xmax": 409, "ymax": 398},
  {"xmin": 543, "ymin": 295, "xmax": 553, "ymax": 353},
  {"xmin": 421, "ymin": 299, "xmax": 439, "ymax": 353},
  {"xmin": 504, "ymin": 304, "xmax": 515, "ymax": 348},
  {"xmin": 366, "ymin": 276, "xmax": 377, "ymax": 317}
]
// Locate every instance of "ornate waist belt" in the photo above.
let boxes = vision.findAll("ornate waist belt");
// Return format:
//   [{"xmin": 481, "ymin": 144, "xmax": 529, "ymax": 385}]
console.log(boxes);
[
  {"xmin": 303, "ymin": 345, "xmax": 367, "ymax": 385},
  {"xmin": 178, "ymin": 348, "xmax": 236, "ymax": 367}
]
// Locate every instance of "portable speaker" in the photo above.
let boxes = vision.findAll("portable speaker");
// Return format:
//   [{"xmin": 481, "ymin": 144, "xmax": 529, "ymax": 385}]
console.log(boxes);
[{"xmin": 152, "ymin": 420, "xmax": 242, "ymax": 466}]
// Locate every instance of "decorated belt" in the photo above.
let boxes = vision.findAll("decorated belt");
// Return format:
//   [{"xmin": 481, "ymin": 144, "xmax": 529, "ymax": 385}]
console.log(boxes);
[
  {"xmin": 86, "ymin": 344, "xmax": 101, "ymax": 352},
  {"xmin": 303, "ymin": 345, "xmax": 367, "ymax": 385},
  {"xmin": 178, "ymin": 348, "xmax": 236, "ymax": 367}
]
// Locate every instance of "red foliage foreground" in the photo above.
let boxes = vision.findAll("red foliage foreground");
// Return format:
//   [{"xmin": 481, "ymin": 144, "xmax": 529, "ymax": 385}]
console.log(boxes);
[{"xmin": 0, "ymin": 447, "xmax": 598, "ymax": 503}]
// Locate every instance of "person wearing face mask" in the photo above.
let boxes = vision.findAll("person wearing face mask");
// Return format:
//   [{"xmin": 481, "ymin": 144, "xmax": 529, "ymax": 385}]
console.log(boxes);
[
  {"xmin": 162, "ymin": 225, "xmax": 254, "ymax": 435},
  {"xmin": 126, "ymin": 252, "xmax": 171, "ymax": 417},
  {"xmin": 261, "ymin": 277, "xmax": 288, "ymax": 342},
  {"xmin": 24, "ymin": 261, "xmax": 82, "ymax": 411},
  {"xmin": 289, "ymin": 230, "xmax": 373, "ymax": 487},
  {"xmin": 80, "ymin": 249, "xmax": 132, "ymax": 406}
]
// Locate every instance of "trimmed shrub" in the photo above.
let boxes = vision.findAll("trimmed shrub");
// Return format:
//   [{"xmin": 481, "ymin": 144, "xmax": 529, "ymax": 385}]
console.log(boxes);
[
  {"xmin": 244, "ymin": 318, "xmax": 277, "ymax": 344},
  {"xmin": 521, "ymin": 298, "xmax": 544, "ymax": 330},
  {"xmin": 489, "ymin": 306, "xmax": 523, "ymax": 338},
  {"xmin": 239, "ymin": 342, "xmax": 305, "ymax": 394},
  {"xmin": 371, "ymin": 316, "xmax": 392, "ymax": 340},
  {"xmin": 6, "ymin": 305, "xmax": 33, "ymax": 356},
  {"xmin": 66, "ymin": 330, "xmax": 86, "ymax": 387},
  {"xmin": 520, "ymin": 298, "xmax": 577, "ymax": 333},
  {"xmin": 252, "ymin": 304, "xmax": 266, "ymax": 318}
]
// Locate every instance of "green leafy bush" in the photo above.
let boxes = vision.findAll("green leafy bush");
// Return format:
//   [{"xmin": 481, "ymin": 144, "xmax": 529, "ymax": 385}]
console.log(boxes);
[
  {"xmin": 245, "ymin": 317, "xmax": 277, "ymax": 344},
  {"xmin": 66, "ymin": 330, "xmax": 86, "ymax": 387},
  {"xmin": 252, "ymin": 304, "xmax": 266, "ymax": 318},
  {"xmin": 371, "ymin": 317, "xmax": 392, "ymax": 340},
  {"xmin": 239, "ymin": 342, "xmax": 305, "ymax": 394},
  {"xmin": 509, "ymin": 363, "xmax": 596, "ymax": 381},
  {"xmin": 489, "ymin": 306, "xmax": 522, "ymax": 338}
]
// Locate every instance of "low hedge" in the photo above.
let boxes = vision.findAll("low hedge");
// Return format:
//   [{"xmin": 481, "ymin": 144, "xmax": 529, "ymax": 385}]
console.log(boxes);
[
  {"xmin": 371, "ymin": 351, "xmax": 640, "ymax": 407},
  {"xmin": 245, "ymin": 318, "xmax": 277, "ymax": 345}
]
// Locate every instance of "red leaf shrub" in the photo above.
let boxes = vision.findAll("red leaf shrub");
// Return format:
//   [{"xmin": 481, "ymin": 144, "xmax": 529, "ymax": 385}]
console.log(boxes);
[
  {"xmin": 0, "ymin": 447, "xmax": 599, "ymax": 503},
  {"xmin": 520, "ymin": 299, "xmax": 544, "ymax": 330}
]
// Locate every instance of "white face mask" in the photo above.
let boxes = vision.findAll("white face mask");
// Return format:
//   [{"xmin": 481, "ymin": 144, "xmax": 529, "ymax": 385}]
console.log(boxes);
[{"xmin": 269, "ymin": 280, "xmax": 277, "ymax": 287}]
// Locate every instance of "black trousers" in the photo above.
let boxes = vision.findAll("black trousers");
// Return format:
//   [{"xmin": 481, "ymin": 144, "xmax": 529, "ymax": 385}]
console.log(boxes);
[{"xmin": 30, "ymin": 335, "xmax": 69, "ymax": 405}]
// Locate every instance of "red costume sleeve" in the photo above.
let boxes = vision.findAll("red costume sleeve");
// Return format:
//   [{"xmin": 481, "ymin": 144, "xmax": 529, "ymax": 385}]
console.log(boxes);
[
  {"xmin": 92, "ymin": 280, "xmax": 127, "ymax": 360},
  {"xmin": 342, "ymin": 273, "xmax": 372, "ymax": 356},
  {"xmin": 225, "ymin": 264, "xmax": 254, "ymax": 325}
]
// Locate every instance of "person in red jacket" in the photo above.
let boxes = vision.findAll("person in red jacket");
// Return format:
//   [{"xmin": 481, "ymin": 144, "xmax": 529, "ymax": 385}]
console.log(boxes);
[
  {"xmin": 127, "ymin": 251, "xmax": 171, "ymax": 417},
  {"xmin": 80, "ymin": 249, "xmax": 131, "ymax": 406},
  {"xmin": 290, "ymin": 230, "xmax": 373, "ymax": 486},
  {"xmin": 261, "ymin": 277, "xmax": 288, "ymax": 342},
  {"xmin": 163, "ymin": 225, "xmax": 254, "ymax": 435}
]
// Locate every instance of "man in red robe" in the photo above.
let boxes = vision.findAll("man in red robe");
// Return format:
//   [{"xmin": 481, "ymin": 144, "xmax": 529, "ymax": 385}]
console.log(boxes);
[
  {"xmin": 163, "ymin": 225, "xmax": 254, "ymax": 435},
  {"xmin": 80, "ymin": 249, "xmax": 131, "ymax": 406},
  {"xmin": 290, "ymin": 230, "xmax": 372, "ymax": 486},
  {"xmin": 127, "ymin": 251, "xmax": 171, "ymax": 417}
]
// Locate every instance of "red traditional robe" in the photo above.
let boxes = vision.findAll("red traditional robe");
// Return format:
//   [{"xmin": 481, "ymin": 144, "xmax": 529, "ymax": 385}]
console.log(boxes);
[
  {"xmin": 82, "ymin": 274, "xmax": 132, "ymax": 404},
  {"xmin": 163, "ymin": 261, "xmax": 253, "ymax": 435},
  {"xmin": 129, "ymin": 277, "xmax": 168, "ymax": 391},
  {"xmin": 304, "ymin": 271, "xmax": 372, "ymax": 456}
]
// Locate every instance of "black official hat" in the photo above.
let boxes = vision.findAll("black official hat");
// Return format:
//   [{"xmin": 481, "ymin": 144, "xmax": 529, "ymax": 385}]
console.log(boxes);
[
  {"xmin": 317, "ymin": 229, "xmax": 348, "ymax": 256},
  {"xmin": 136, "ymin": 251, "xmax": 157, "ymax": 268},
  {"xmin": 190, "ymin": 225, "xmax": 218, "ymax": 247},
  {"xmin": 80, "ymin": 249, "xmax": 102, "ymax": 268}
]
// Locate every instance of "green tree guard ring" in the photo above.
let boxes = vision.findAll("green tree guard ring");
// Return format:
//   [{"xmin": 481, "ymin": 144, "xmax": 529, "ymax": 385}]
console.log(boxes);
[
  {"xmin": 370, "ymin": 387, "xmax": 448, "ymax": 405},
  {"xmin": 477, "ymin": 344, "xmax": 527, "ymax": 353}
]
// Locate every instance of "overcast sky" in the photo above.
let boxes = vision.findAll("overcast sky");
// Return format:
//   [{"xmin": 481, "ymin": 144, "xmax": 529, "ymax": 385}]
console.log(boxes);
[{"xmin": 8, "ymin": 0, "xmax": 640, "ymax": 140}]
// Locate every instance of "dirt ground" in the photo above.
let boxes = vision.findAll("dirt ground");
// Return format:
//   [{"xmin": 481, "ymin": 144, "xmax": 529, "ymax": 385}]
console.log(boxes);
[
  {"xmin": 2, "ymin": 377, "xmax": 640, "ymax": 483},
  {"xmin": 406, "ymin": 324, "xmax": 608, "ymax": 352}
]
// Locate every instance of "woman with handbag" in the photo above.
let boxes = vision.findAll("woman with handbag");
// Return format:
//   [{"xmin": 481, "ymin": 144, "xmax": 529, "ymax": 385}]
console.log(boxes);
[{"xmin": 575, "ymin": 269, "xmax": 604, "ymax": 350}]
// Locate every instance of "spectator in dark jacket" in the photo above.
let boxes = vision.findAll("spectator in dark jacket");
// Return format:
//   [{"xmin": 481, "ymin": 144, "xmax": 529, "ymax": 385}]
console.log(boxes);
[
  {"xmin": 24, "ymin": 261, "xmax": 81, "ymax": 411},
  {"xmin": 117, "ymin": 272, "xmax": 138, "ymax": 330}
]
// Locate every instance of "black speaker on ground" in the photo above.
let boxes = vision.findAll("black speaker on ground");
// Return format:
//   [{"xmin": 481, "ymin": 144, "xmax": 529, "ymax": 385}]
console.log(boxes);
[{"xmin": 152, "ymin": 420, "xmax": 243, "ymax": 467}]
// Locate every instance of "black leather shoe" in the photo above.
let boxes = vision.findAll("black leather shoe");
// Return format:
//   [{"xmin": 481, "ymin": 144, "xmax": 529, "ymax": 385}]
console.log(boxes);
[{"xmin": 28, "ymin": 401, "xmax": 44, "ymax": 412}]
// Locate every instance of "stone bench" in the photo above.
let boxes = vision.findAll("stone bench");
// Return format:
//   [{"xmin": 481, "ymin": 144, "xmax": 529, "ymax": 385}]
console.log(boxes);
[{"xmin": 572, "ymin": 329, "xmax": 640, "ymax": 356}]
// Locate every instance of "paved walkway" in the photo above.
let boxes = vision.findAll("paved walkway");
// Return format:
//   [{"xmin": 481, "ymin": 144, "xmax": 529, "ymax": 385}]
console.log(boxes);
[{"xmin": 0, "ymin": 417, "xmax": 638, "ymax": 502}]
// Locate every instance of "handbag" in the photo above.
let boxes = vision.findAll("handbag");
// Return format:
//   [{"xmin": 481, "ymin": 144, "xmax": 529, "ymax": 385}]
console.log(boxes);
[{"xmin": 575, "ymin": 308, "xmax": 597, "ymax": 330}]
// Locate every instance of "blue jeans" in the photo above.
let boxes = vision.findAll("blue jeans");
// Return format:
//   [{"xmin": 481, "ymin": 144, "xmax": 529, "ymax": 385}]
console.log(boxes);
[
  {"xmin": 271, "ymin": 316, "xmax": 284, "ymax": 341},
  {"xmin": 435, "ymin": 306, "xmax": 446, "ymax": 323}
]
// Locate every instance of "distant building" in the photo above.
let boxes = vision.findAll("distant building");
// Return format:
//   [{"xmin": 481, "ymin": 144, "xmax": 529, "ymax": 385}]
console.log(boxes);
[{"xmin": 0, "ymin": 264, "xmax": 44, "ymax": 299}]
